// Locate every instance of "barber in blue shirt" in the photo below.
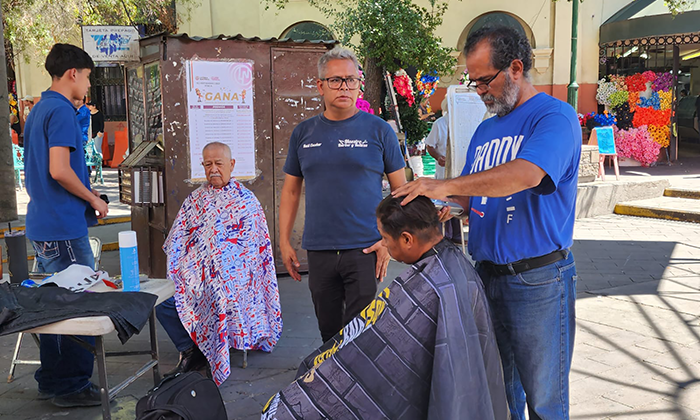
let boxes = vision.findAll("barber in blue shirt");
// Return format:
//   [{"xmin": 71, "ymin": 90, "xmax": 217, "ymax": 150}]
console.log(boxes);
[{"xmin": 394, "ymin": 27, "xmax": 581, "ymax": 420}]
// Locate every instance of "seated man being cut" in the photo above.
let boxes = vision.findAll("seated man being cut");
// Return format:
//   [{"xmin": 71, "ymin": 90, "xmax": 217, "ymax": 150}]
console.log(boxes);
[
  {"xmin": 262, "ymin": 195, "xmax": 507, "ymax": 419},
  {"xmin": 157, "ymin": 141, "xmax": 282, "ymax": 386}
]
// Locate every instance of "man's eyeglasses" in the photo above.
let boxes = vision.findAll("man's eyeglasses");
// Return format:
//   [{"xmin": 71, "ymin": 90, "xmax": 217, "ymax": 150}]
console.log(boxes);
[
  {"xmin": 321, "ymin": 77, "xmax": 362, "ymax": 90},
  {"xmin": 466, "ymin": 67, "xmax": 507, "ymax": 92}
]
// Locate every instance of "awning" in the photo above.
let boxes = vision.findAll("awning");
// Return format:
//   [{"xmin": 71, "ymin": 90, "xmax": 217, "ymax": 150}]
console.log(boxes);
[{"xmin": 600, "ymin": 0, "xmax": 700, "ymax": 46}]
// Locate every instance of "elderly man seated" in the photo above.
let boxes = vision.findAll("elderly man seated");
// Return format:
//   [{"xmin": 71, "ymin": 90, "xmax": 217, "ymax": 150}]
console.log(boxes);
[
  {"xmin": 157, "ymin": 141, "xmax": 282, "ymax": 385},
  {"xmin": 262, "ymin": 195, "xmax": 507, "ymax": 419}
]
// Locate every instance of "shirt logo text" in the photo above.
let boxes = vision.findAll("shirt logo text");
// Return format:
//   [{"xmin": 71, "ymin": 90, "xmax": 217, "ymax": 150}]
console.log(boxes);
[
  {"xmin": 338, "ymin": 139, "xmax": 368, "ymax": 148},
  {"xmin": 469, "ymin": 135, "xmax": 524, "ymax": 174}
]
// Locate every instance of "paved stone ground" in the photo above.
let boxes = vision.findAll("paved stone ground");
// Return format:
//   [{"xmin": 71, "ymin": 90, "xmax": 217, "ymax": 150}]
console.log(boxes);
[{"xmin": 2, "ymin": 213, "xmax": 700, "ymax": 419}]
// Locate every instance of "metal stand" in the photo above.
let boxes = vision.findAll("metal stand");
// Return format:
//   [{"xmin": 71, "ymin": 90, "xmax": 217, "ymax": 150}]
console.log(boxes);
[
  {"xmin": 7, "ymin": 333, "xmax": 41, "ymax": 383},
  {"xmin": 11, "ymin": 309, "xmax": 162, "ymax": 420}
]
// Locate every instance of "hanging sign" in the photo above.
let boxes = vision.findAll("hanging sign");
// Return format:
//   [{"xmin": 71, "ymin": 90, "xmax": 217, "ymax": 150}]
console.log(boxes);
[{"xmin": 82, "ymin": 26, "xmax": 140, "ymax": 62}]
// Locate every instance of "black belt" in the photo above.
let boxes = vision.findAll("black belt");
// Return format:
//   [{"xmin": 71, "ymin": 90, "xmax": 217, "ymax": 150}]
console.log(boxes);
[{"xmin": 480, "ymin": 249, "xmax": 568, "ymax": 276}]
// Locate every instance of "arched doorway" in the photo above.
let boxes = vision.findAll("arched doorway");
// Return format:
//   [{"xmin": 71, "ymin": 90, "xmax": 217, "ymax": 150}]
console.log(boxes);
[
  {"xmin": 449, "ymin": 12, "xmax": 535, "ymax": 85},
  {"xmin": 280, "ymin": 21, "xmax": 335, "ymax": 42}
]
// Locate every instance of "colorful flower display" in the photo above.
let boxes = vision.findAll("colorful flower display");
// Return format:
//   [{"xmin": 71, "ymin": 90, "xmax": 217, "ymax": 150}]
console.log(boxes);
[
  {"xmin": 625, "ymin": 74, "xmax": 647, "ymax": 92},
  {"xmin": 415, "ymin": 70, "xmax": 439, "ymax": 99},
  {"xmin": 356, "ymin": 98, "xmax": 374, "ymax": 114},
  {"xmin": 613, "ymin": 125, "xmax": 662, "ymax": 167},
  {"xmin": 642, "ymin": 71, "xmax": 657, "ymax": 83},
  {"xmin": 594, "ymin": 111, "xmax": 617, "ymax": 126},
  {"xmin": 596, "ymin": 79, "xmax": 616, "ymax": 106},
  {"xmin": 612, "ymin": 102, "xmax": 634, "ymax": 130},
  {"xmin": 393, "ymin": 69, "xmax": 415, "ymax": 107},
  {"xmin": 594, "ymin": 71, "xmax": 675, "ymax": 165},
  {"xmin": 459, "ymin": 68, "xmax": 469, "ymax": 85},
  {"xmin": 628, "ymin": 91, "xmax": 640, "ymax": 112},
  {"xmin": 652, "ymin": 72, "xmax": 674, "ymax": 92},
  {"xmin": 638, "ymin": 92, "xmax": 661, "ymax": 110},
  {"xmin": 608, "ymin": 90, "xmax": 629, "ymax": 109},
  {"xmin": 632, "ymin": 107, "xmax": 671, "ymax": 128},
  {"xmin": 648, "ymin": 124, "xmax": 670, "ymax": 148},
  {"xmin": 659, "ymin": 90, "xmax": 673, "ymax": 110}
]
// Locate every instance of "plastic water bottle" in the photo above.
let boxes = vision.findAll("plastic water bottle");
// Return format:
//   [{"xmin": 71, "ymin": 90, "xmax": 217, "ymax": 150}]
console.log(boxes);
[{"xmin": 119, "ymin": 231, "xmax": 140, "ymax": 291}]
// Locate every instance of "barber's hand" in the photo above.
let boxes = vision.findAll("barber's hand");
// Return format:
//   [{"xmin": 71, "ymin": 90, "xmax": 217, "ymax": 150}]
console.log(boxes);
[
  {"xmin": 90, "ymin": 195, "xmax": 109, "ymax": 219},
  {"xmin": 437, "ymin": 156, "xmax": 446, "ymax": 167},
  {"xmin": 364, "ymin": 240, "xmax": 390, "ymax": 282},
  {"xmin": 281, "ymin": 243, "xmax": 302, "ymax": 282},
  {"xmin": 392, "ymin": 177, "xmax": 450, "ymax": 206},
  {"xmin": 437, "ymin": 206, "xmax": 453, "ymax": 223}
]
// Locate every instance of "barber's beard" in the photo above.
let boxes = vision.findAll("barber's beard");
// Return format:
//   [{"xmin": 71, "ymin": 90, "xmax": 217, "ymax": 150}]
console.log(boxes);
[{"xmin": 481, "ymin": 73, "xmax": 520, "ymax": 117}]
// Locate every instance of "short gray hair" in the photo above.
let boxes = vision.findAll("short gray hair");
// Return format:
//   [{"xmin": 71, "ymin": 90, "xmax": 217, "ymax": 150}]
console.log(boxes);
[
  {"xmin": 318, "ymin": 47, "xmax": 360, "ymax": 79},
  {"xmin": 202, "ymin": 141, "xmax": 232, "ymax": 159}
]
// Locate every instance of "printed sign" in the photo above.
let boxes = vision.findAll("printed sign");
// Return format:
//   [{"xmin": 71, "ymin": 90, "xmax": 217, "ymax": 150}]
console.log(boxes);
[
  {"xmin": 82, "ymin": 26, "xmax": 140, "ymax": 62},
  {"xmin": 185, "ymin": 60, "xmax": 256, "ymax": 181},
  {"xmin": 594, "ymin": 126, "xmax": 616, "ymax": 155}
]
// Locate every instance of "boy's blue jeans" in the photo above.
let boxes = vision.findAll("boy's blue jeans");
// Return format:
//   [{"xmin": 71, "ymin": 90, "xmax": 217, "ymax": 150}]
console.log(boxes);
[
  {"xmin": 31, "ymin": 236, "xmax": 96, "ymax": 396},
  {"xmin": 476, "ymin": 250, "xmax": 577, "ymax": 420}
]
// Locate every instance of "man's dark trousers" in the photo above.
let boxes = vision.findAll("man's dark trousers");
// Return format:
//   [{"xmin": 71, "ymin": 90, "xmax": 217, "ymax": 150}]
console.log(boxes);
[{"xmin": 308, "ymin": 249, "xmax": 378, "ymax": 342}]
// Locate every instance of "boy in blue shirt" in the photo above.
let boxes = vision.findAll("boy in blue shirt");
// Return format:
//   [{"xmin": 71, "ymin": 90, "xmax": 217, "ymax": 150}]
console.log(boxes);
[
  {"xmin": 24, "ymin": 43, "xmax": 108, "ymax": 408},
  {"xmin": 394, "ymin": 27, "xmax": 580, "ymax": 420}
]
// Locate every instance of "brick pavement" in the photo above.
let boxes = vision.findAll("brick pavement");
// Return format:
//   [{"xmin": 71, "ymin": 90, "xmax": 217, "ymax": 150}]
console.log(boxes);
[{"xmin": 1, "ymin": 214, "xmax": 700, "ymax": 419}]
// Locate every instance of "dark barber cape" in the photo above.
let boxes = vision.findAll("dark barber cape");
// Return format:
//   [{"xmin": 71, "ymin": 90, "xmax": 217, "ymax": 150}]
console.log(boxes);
[
  {"xmin": 0, "ymin": 283, "xmax": 157, "ymax": 344},
  {"xmin": 262, "ymin": 239, "xmax": 509, "ymax": 420}
]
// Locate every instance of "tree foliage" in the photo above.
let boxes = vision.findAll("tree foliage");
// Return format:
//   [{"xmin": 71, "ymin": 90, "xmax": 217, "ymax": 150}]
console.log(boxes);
[
  {"xmin": 2, "ymin": 0, "xmax": 197, "ymax": 63},
  {"xmin": 662, "ymin": 0, "xmax": 697, "ymax": 15},
  {"xmin": 265, "ymin": 0, "xmax": 456, "ymax": 110}
]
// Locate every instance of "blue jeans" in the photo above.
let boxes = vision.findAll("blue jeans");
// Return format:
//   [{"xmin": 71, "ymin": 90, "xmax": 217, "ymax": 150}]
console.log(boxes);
[
  {"xmin": 476, "ymin": 250, "xmax": 577, "ymax": 420},
  {"xmin": 156, "ymin": 297, "xmax": 195, "ymax": 352},
  {"xmin": 30, "ymin": 236, "xmax": 96, "ymax": 396}
]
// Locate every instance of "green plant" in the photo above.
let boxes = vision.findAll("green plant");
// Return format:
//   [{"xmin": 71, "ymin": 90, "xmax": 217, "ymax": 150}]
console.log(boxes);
[
  {"xmin": 264, "ymin": 0, "xmax": 455, "ymax": 112},
  {"xmin": 384, "ymin": 94, "xmax": 429, "ymax": 148},
  {"xmin": 2, "ymin": 0, "xmax": 199, "ymax": 64}
]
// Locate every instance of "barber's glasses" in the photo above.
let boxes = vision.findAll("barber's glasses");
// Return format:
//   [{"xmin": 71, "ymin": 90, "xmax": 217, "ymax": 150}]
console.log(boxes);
[
  {"xmin": 466, "ymin": 68, "xmax": 506, "ymax": 92},
  {"xmin": 321, "ymin": 77, "xmax": 362, "ymax": 90}
]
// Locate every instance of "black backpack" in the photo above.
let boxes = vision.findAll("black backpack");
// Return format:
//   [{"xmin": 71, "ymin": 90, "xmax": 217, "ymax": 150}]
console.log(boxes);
[{"xmin": 136, "ymin": 372, "xmax": 227, "ymax": 420}]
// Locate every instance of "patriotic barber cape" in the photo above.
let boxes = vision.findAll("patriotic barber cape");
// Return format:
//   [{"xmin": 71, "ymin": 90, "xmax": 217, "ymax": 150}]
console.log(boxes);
[
  {"xmin": 164, "ymin": 178, "xmax": 282, "ymax": 385},
  {"xmin": 262, "ymin": 239, "xmax": 508, "ymax": 420}
]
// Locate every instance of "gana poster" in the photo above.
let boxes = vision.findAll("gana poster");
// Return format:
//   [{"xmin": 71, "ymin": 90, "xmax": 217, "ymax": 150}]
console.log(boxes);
[{"xmin": 186, "ymin": 60, "xmax": 256, "ymax": 181}]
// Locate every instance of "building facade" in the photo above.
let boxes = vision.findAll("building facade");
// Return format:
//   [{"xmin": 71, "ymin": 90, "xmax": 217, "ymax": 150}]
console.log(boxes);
[{"xmin": 12, "ymin": 0, "xmax": 640, "ymax": 116}]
